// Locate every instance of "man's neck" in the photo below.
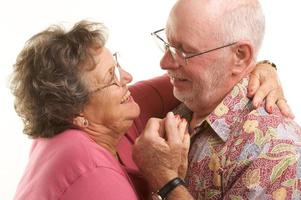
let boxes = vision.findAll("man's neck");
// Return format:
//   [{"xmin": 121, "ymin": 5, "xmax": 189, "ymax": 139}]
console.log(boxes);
[{"xmin": 190, "ymin": 112, "xmax": 206, "ymax": 130}]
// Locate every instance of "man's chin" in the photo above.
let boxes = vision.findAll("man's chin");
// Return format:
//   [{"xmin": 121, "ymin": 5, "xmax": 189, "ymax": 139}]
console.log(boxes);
[{"xmin": 174, "ymin": 90, "xmax": 190, "ymax": 102}]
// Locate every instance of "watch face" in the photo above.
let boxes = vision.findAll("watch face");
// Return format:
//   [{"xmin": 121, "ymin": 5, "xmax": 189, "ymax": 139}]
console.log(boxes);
[{"xmin": 151, "ymin": 193, "xmax": 163, "ymax": 200}]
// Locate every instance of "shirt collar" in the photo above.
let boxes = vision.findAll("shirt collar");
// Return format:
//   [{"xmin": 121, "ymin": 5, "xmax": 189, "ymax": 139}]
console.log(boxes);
[{"xmin": 174, "ymin": 77, "xmax": 254, "ymax": 142}]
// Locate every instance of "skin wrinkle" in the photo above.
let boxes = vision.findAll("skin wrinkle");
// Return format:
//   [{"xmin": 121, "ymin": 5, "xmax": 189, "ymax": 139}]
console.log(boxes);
[
  {"xmin": 79, "ymin": 48, "xmax": 140, "ymax": 156},
  {"xmin": 161, "ymin": 0, "xmax": 261, "ymax": 122},
  {"xmin": 133, "ymin": 1, "xmax": 294, "ymax": 199},
  {"xmin": 164, "ymin": 6, "xmax": 227, "ymax": 118},
  {"xmin": 166, "ymin": 6, "xmax": 213, "ymax": 53}
]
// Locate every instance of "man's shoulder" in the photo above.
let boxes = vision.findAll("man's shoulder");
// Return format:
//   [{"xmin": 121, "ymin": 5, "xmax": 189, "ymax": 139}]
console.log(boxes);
[{"xmin": 240, "ymin": 106, "xmax": 301, "ymax": 144}]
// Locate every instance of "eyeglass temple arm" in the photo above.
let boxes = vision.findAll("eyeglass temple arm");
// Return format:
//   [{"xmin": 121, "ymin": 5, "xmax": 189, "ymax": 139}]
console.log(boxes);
[
  {"xmin": 151, "ymin": 29, "xmax": 170, "ymax": 47},
  {"xmin": 186, "ymin": 42, "xmax": 237, "ymax": 59}
]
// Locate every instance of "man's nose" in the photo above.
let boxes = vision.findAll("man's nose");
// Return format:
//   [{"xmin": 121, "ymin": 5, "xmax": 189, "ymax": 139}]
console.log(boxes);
[{"xmin": 160, "ymin": 51, "xmax": 181, "ymax": 70}]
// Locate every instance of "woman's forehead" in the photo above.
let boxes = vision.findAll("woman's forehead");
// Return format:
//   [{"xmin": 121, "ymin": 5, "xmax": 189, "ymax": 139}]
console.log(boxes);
[{"xmin": 85, "ymin": 48, "xmax": 115, "ymax": 85}]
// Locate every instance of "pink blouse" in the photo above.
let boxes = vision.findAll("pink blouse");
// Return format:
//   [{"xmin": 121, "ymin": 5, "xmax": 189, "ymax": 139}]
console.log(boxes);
[
  {"xmin": 14, "ymin": 129, "xmax": 139, "ymax": 200},
  {"xmin": 14, "ymin": 75, "xmax": 179, "ymax": 200}
]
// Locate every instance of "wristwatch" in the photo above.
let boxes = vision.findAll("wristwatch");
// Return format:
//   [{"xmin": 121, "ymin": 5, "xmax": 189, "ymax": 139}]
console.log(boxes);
[
  {"xmin": 258, "ymin": 60, "xmax": 277, "ymax": 70},
  {"xmin": 151, "ymin": 177, "xmax": 185, "ymax": 200}
]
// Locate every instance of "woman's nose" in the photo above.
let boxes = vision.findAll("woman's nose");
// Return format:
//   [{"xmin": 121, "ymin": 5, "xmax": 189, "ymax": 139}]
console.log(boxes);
[{"xmin": 120, "ymin": 68, "xmax": 133, "ymax": 86}]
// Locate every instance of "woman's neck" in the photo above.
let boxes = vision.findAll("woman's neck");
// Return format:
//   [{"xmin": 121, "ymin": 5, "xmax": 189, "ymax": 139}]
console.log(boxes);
[{"xmin": 83, "ymin": 123, "xmax": 124, "ymax": 156}]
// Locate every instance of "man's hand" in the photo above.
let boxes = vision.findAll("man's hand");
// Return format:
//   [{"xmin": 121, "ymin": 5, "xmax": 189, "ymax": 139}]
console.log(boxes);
[
  {"xmin": 132, "ymin": 112, "xmax": 190, "ymax": 190},
  {"xmin": 248, "ymin": 62, "xmax": 294, "ymax": 118}
]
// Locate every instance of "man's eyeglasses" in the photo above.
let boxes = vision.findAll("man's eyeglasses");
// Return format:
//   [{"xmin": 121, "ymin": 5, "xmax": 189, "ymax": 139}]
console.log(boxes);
[
  {"xmin": 151, "ymin": 28, "xmax": 237, "ymax": 65},
  {"xmin": 89, "ymin": 52, "xmax": 122, "ymax": 95}
]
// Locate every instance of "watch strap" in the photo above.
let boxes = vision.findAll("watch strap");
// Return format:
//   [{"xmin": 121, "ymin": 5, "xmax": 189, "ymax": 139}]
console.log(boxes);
[
  {"xmin": 156, "ymin": 177, "xmax": 185, "ymax": 199},
  {"xmin": 258, "ymin": 60, "xmax": 277, "ymax": 70}
]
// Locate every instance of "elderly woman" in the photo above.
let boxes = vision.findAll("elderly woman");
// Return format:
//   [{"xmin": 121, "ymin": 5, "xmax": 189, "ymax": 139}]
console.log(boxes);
[{"xmin": 11, "ymin": 20, "xmax": 291, "ymax": 200}]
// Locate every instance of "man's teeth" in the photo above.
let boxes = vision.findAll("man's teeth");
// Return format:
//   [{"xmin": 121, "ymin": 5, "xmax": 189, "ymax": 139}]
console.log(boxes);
[{"xmin": 121, "ymin": 91, "xmax": 131, "ymax": 104}]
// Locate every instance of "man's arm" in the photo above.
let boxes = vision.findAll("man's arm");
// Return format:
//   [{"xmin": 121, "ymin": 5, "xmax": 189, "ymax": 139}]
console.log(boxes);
[{"xmin": 168, "ymin": 185, "xmax": 194, "ymax": 200}]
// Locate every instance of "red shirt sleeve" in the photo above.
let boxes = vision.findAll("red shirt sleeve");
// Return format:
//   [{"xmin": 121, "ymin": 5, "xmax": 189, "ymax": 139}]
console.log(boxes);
[
  {"xmin": 130, "ymin": 74, "xmax": 180, "ymax": 126},
  {"xmin": 117, "ymin": 74, "xmax": 179, "ymax": 169},
  {"xmin": 117, "ymin": 75, "xmax": 180, "ymax": 199}
]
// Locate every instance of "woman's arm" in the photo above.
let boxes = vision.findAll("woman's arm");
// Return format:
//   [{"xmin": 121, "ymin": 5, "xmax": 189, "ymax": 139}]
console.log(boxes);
[
  {"xmin": 129, "ymin": 74, "xmax": 180, "ymax": 126},
  {"xmin": 118, "ymin": 75, "xmax": 179, "ymax": 171}
]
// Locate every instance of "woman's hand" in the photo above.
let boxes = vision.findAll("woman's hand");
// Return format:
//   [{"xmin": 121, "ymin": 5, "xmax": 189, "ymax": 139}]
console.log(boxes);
[{"xmin": 248, "ymin": 62, "xmax": 294, "ymax": 118}]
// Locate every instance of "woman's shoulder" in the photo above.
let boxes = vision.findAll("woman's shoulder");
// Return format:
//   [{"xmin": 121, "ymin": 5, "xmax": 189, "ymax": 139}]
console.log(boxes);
[
  {"xmin": 34, "ymin": 129, "xmax": 122, "ymax": 170},
  {"xmin": 14, "ymin": 129, "xmax": 135, "ymax": 200}
]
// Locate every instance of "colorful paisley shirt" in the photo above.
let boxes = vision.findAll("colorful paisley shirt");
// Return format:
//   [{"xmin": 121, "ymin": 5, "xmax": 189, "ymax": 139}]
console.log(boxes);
[{"xmin": 174, "ymin": 78, "xmax": 301, "ymax": 200}]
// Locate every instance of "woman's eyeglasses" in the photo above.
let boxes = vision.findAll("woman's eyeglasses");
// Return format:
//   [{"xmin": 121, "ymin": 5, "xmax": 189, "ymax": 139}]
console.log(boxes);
[{"xmin": 88, "ymin": 52, "xmax": 122, "ymax": 95}]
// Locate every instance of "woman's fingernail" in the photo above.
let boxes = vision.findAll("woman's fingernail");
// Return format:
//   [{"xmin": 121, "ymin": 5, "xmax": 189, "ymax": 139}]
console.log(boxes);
[
  {"xmin": 253, "ymin": 102, "xmax": 258, "ymax": 107},
  {"xmin": 167, "ymin": 112, "xmax": 174, "ymax": 118},
  {"xmin": 269, "ymin": 106, "xmax": 273, "ymax": 113}
]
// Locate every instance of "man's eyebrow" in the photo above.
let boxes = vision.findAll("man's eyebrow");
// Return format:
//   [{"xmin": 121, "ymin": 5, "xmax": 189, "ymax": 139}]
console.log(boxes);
[
  {"xmin": 167, "ymin": 34, "xmax": 198, "ymax": 53},
  {"xmin": 183, "ymin": 44, "xmax": 200, "ymax": 53},
  {"xmin": 172, "ymin": 40, "xmax": 198, "ymax": 53}
]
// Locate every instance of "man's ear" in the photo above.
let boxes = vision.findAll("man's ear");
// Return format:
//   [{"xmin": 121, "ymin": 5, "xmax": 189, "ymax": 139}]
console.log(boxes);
[{"xmin": 232, "ymin": 41, "xmax": 254, "ymax": 76}]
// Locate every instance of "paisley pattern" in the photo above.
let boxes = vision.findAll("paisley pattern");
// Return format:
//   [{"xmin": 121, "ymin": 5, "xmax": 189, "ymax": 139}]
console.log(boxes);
[{"xmin": 174, "ymin": 78, "xmax": 301, "ymax": 200}]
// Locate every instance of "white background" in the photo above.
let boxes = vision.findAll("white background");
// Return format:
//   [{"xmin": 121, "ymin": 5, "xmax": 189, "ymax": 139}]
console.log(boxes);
[{"xmin": 0, "ymin": 0, "xmax": 300, "ymax": 199}]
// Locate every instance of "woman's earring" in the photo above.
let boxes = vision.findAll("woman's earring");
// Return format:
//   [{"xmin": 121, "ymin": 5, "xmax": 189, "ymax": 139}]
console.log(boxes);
[{"xmin": 82, "ymin": 118, "xmax": 89, "ymax": 127}]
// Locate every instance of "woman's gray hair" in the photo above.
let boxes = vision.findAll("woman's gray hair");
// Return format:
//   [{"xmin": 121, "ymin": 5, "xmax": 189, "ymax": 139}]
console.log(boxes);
[{"xmin": 10, "ymin": 20, "xmax": 108, "ymax": 138}]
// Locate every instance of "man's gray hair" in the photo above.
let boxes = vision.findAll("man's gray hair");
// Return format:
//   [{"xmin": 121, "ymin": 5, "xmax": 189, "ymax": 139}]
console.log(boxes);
[{"xmin": 216, "ymin": 1, "xmax": 265, "ymax": 59}]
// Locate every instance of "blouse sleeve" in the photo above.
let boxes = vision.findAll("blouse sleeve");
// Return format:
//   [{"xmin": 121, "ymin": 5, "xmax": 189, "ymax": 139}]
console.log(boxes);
[
  {"xmin": 129, "ymin": 74, "xmax": 180, "ymax": 131},
  {"xmin": 117, "ymin": 74, "xmax": 180, "ymax": 170}
]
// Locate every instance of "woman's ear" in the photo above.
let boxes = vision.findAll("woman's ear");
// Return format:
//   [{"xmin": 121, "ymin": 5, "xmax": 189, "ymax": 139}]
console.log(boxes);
[
  {"xmin": 232, "ymin": 41, "xmax": 254, "ymax": 76},
  {"xmin": 73, "ymin": 115, "xmax": 89, "ymax": 128}
]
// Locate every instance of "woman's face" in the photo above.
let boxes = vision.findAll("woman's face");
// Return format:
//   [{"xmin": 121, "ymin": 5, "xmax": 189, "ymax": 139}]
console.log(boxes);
[{"xmin": 82, "ymin": 47, "xmax": 140, "ymax": 134}]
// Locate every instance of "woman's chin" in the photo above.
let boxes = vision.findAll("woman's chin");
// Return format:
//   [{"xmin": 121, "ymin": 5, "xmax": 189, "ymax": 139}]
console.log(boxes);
[
  {"xmin": 124, "ymin": 97, "xmax": 140, "ymax": 118},
  {"xmin": 127, "ymin": 102, "xmax": 141, "ymax": 120}
]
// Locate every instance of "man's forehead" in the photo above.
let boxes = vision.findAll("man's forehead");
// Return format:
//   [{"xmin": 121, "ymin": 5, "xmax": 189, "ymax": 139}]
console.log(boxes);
[
  {"xmin": 165, "ymin": 4, "xmax": 221, "ymax": 50},
  {"xmin": 165, "ymin": 21, "xmax": 210, "ymax": 51}
]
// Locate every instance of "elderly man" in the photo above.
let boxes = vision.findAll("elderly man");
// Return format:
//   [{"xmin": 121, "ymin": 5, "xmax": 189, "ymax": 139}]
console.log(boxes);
[{"xmin": 133, "ymin": 0, "xmax": 301, "ymax": 199}]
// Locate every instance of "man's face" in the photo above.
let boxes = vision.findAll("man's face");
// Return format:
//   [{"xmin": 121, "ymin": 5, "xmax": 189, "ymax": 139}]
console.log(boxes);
[{"xmin": 160, "ymin": 3, "xmax": 232, "ymax": 116}]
